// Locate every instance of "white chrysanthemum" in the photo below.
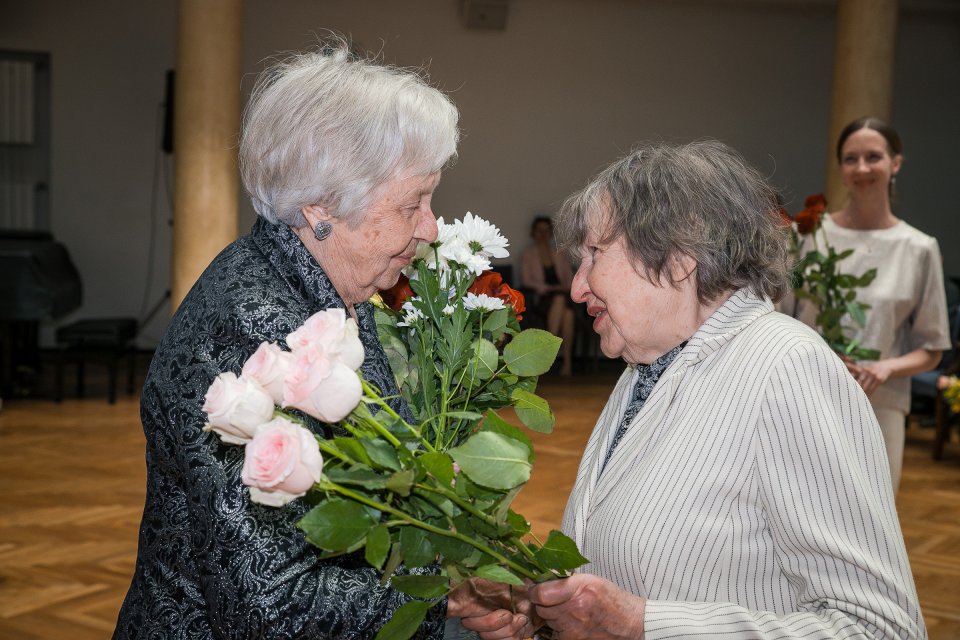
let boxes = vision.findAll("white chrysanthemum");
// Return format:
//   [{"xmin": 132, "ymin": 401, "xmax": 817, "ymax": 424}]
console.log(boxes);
[
  {"xmin": 404, "ymin": 217, "xmax": 471, "ymax": 279},
  {"xmin": 442, "ymin": 305, "xmax": 455, "ymax": 315},
  {"xmin": 455, "ymin": 212, "xmax": 509, "ymax": 260},
  {"xmin": 398, "ymin": 300, "xmax": 426, "ymax": 327},
  {"xmin": 463, "ymin": 293, "xmax": 506, "ymax": 312}
]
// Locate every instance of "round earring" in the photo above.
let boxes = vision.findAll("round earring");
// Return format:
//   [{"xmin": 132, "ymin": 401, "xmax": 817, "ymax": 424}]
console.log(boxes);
[{"xmin": 313, "ymin": 221, "xmax": 332, "ymax": 241}]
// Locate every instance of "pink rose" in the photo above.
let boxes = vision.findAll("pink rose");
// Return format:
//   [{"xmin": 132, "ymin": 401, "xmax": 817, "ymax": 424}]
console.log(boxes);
[
  {"xmin": 282, "ymin": 348, "xmax": 362, "ymax": 423},
  {"xmin": 241, "ymin": 417, "xmax": 323, "ymax": 507},
  {"xmin": 242, "ymin": 342, "xmax": 294, "ymax": 404},
  {"xmin": 286, "ymin": 309, "xmax": 364, "ymax": 371},
  {"xmin": 202, "ymin": 372, "xmax": 275, "ymax": 445}
]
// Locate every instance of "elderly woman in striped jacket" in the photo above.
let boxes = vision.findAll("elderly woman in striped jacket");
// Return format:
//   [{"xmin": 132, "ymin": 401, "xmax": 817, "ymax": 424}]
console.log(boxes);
[{"xmin": 464, "ymin": 141, "xmax": 925, "ymax": 640}]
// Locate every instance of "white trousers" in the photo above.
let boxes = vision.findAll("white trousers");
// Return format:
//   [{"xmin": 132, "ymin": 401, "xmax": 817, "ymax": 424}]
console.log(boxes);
[{"xmin": 872, "ymin": 405, "xmax": 906, "ymax": 492}]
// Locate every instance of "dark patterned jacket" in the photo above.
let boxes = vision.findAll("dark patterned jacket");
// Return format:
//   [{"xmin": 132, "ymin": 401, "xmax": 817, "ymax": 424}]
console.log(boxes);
[{"xmin": 113, "ymin": 218, "xmax": 445, "ymax": 639}]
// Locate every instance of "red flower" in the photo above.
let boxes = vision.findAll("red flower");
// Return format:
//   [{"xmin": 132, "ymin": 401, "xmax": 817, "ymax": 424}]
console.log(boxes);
[
  {"xmin": 803, "ymin": 193, "xmax": 827, "ymax": 212},
  {"xmin": 379, "ymin": 275, "xmax": 414, "ymax": 311},
  {"xmin": 794, "ymin": 193, "xmax": 828, "ymax": 236},
  {"xmin": 775, "ymin": 207, "xmax": 793, "ymax": 228},
  {"xmin": 468, "ymin": 270, "xmax": 526, "ymax": 320}
]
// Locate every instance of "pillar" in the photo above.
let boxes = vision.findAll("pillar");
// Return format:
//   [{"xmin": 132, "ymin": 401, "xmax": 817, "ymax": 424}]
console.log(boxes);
[
  {"xmin": 825, "ymin": 0, "xmax": 898, "ymax": 208},
  {"xmin": 171, "ymin": 0, "xmax": 243, "ymax": 311}
]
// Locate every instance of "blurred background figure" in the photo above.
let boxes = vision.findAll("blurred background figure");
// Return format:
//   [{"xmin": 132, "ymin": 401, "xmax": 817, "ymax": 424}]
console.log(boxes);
[
  {"xmin": 792, "ymin": 116, "xmax": 950, "ymax": 492},
  {"xmin": 521, "ymin": 216, "xmax": 575, "ymax": 376}
]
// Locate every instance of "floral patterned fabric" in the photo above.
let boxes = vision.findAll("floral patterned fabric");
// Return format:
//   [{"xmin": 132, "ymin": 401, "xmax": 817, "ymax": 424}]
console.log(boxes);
[
  {"xmin": 600, "ymin": 341, "xmax": 687, "ymax": 472},
  {"xmin": 113, "ymin": 217, "xmax": 443, "ymax": 639}
]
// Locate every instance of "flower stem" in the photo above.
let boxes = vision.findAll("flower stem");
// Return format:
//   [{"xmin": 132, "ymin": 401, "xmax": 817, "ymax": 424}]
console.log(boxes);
[{"xmin": 320, "ymin": 480, "xmax": 541, "ymax": 580}]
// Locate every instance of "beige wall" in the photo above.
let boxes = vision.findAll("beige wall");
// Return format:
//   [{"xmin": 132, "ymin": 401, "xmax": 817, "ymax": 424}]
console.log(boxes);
[{"xmin": 1, "ymin": 0, "xmax": 958, "ymax": 346}]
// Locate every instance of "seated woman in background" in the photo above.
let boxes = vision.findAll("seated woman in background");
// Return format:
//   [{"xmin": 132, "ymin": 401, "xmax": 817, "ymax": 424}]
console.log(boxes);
[{"xmin": 521, "ymin": 216, "xmax": 576, "ymax": 376}]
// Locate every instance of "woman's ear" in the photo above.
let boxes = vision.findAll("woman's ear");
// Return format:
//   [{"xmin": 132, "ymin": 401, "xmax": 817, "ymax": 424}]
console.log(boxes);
[
  {"xmin": 671, "ymin": 253, "xmax": 698, "ymax": 283},
  {"xmin": 891, "ymin": 154, "xmax": 903, "ymax": 175},
  {"xmin": 301, "ymin": 204, "xmax": 333, "ymax": 227}
]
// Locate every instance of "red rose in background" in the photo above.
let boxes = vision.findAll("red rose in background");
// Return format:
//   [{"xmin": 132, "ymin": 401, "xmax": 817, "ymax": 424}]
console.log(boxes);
[
  {"xmin": 804, "ymin": 193, "xmax": 827, "ymax": 212},
  {"xmin": 795, "ymin": 193, "xmax": 827, "ymax": 235},
  {"xmin": 379, "ymin": 275, "xmax": 415, "ymax": 311}
]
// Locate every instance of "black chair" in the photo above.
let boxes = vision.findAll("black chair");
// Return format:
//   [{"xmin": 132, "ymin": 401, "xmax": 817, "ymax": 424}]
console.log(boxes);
[
  {"xmin": 54, "ymin": 317, "xmax": 138, "ymax": 404},
  {"xmin": 910, "ymin": 276, "xmax": 960, "ymax": 457}
]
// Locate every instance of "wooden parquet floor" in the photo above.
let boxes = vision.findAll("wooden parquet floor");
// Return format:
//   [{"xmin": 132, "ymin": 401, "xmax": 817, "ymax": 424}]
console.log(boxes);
[{"xmin": 1, "ymin": 367, "xmax": 959, "ymax": 639}]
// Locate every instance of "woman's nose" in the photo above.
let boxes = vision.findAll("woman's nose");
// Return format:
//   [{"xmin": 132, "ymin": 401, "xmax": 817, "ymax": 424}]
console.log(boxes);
[
  {"xmin": 417, "ymin": 208, "xmax": 439, "ymax": 243},
  {"xmin": 571, "ymin": 266, "xmax": 589, "ymax": 303}
]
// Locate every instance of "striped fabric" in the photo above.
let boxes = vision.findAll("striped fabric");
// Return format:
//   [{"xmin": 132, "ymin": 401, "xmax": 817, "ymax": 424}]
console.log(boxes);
[{"xmin": 561, "ymin": 289, "xmax": 926, "ymax": 639}]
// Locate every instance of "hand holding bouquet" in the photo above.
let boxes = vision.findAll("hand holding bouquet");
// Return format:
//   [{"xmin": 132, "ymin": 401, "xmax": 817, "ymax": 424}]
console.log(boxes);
[{"xmin": 202, "ymin": 213, "xmax": 587, "ymax": 639}]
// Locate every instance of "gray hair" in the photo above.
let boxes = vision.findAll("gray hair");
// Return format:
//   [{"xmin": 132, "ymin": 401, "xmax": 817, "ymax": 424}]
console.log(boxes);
[
  {"xmin": 556, "ymin": 140, "xmax": 791, "ymax": 304},
  {"xmin": 239, "ymin": 42, "xmax": 460, "ymax": 227}
]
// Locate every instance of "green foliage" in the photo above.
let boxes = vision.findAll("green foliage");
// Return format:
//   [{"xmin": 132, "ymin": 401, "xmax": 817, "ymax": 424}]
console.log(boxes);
[
  {"xmin": 790, "ymin": 226, "xmax": 881, "ymax": 361},
  {"xmin": 292, "ymin": 256, "xmax": 587, "ymax": 640}
]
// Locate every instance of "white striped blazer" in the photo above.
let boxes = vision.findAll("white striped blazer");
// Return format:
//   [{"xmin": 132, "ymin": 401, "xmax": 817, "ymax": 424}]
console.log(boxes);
[{"xmin": 561, "ymin": 289, "xmax": 925, "ymax": 639}]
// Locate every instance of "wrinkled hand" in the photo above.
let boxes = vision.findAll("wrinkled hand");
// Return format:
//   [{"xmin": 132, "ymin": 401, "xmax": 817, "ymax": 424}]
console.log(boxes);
[
  {"xmin": 448, "ymin": 579, "xmax": 537, "ymax": 640},
  {"xmin": 528, "ymin": 574, "xmax": 645, "ymax": 640}
]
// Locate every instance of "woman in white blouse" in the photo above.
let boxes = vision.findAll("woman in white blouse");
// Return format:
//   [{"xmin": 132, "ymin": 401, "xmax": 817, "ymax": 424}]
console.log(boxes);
[
  {"xmin": 793, "ymin": 117, "xmax": 950, "ymax": 492},
  {"xmin": 462, "ymin": 141, "xmax": 925, "ymax": 639}
]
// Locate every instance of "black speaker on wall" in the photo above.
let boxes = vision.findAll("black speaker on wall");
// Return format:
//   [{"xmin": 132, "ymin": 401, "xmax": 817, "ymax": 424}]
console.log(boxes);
[{"xmin": 161, "ymin": 69, "xmax": 175, "ymax": 154}]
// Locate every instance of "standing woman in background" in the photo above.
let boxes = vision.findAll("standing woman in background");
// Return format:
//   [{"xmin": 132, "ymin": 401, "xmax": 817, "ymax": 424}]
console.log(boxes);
[
  {"xmin": 794, "ymin": 116, "xmax": 950, "ymax": 491},
  {"xmin": 521, "ymin": 216, "xmax": 576, "ymax": 376}
]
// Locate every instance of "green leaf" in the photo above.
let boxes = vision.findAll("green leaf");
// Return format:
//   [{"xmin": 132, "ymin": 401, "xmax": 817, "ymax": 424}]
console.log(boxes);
[
  {"xmin": 399, "ymin": 526, "xmax": 437, "ymax": 568},
  {"xmin": 857, "ymin": 268, "xmax": 877, "ymax": 287},
  {"xmin": 386, "ymin": 469, "xmax": 416, "ymax": 497},
  {"xmin": 418, "ymin": 451, "xmax": 455, "ymax": 486},
  {"xmin": 449, "ymin": 432, "xmax": 532, "ymax": 490},
  {"xmin": 324, "ymin": 467, "xmax": 389, "ymax": 490},
  {"xmin": 483, "ymin": 308, "xmax": 510, "ymax": 342},
  {"xmin": 503, "ymin": 328, "xmax": 562, "ymax": 376},
  {"xmin": 505, "ymin": 510, "xmax": 531, "ymax": 536},
  {"xmin": 443, "ymin": 410, "xmax": 484, "ymax": 421},
  {"xmin": 474, "ymin": 564, "xmax": 524, "ymax": 586},
  {"xmin": 381, "ymin": 542, "xmax": 403, "ymax": 585},
  {"xmin": 332, "ymin": 437, "xmax": 373, "ymax": 465},
  {"xmin": 365, "ymin": 524, "xmax": 391, "ymax": 570},
  {"xmin": 390, "ymin": 575, "xmax": 450, "ymax": 599},
  {"xmin": 533, "ymin": 530, "xmax": 590, "ymax": 572},
  {"xmin": 299, "ymin": 499, "xmax": 380, "ymax": 551},
  {"xmin": 426, "ymin": 532, "xmax": 473, "ymax": 562},
  {"xmin": 361, "ymin": 438, "xmax": 401, "ymax": 471},
  {"xmin": 846, "ymin": 301, "xmax": 867, "ymax": 327},
  {"xmin": 481, "ymin": 410, "xmax": 534, "ymax": 462},
  {"xmin": 510, "ymin": 389, "xmax": 555, "ymax": 434},
  {"xmin": 470, "ymin": 338, "xmax": 500, "ymax": 380},
  {"xmin": 374, "ymin": 600, "xmax": 433, "ymax": 640}
]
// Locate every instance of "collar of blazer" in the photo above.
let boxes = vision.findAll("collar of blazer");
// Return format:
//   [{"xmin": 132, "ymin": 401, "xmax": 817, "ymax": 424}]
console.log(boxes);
[{"xmin": 573, "ymin": 289, "xmax": 774, "ymax": 532}]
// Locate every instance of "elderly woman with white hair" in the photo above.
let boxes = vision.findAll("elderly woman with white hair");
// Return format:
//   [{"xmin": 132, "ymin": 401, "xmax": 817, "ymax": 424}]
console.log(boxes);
[
  {"xmin": 113, "ymin": 43, "xmax": 504, "ymax": 639},
  {"xmin": 463, "ymin": 141, "xmax": 926, "ymax": 640}
]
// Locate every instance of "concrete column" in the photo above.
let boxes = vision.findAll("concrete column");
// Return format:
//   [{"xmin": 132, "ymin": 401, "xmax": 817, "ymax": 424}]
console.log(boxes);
[
  {"xmin": 171, "ymin": 0, "xmax": 243, "ymax": 311},
  {"xmin": 825, "ymin": 0, "xmax": 899, "ymax": 208}
]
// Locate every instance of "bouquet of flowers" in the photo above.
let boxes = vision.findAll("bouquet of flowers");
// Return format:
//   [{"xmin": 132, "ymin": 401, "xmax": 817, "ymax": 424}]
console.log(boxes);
[
  {"xmin": 941, "ymin": 375, "xmax": 960, "ymax": 414},
  {"xmin": 202, "ymin": 212, "xmax": 587, "ymax": 640},
  {"xmin": 785, "ymin": 194, "xmax": 880, "ymax": 361}
]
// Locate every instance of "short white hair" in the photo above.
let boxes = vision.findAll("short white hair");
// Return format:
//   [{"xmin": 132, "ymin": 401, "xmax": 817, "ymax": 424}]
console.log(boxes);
[{"xmin": 239, "ymin": 43, "xmax": 460, "ymax": 226}]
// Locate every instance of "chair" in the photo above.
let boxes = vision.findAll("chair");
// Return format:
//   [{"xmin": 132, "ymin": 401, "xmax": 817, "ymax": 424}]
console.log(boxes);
[
  {"xmin": 909, "ymin": 276, "xmax": 960, "ymax": 458},
  {"xmin": 54, "ymin": 317, "xmax": 138, "ymax": 403}
]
